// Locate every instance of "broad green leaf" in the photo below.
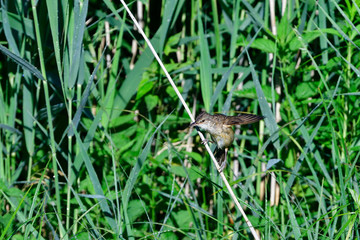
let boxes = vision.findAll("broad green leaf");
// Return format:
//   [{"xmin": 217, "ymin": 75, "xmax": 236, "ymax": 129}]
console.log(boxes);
[
  {"xmin": 136, "ymin": 80, "xmax": 154, "ymax": 100},
  {"xmin": 145, "ymin": 95, "xmax": 159, "ymax": 111},
  {"xmin": 295, "ymin": 81, "xmax": 319, "ymax": 99},
  {"xmin": 251, "ymin": 38, "xmax": 276, "ymax": 53}
]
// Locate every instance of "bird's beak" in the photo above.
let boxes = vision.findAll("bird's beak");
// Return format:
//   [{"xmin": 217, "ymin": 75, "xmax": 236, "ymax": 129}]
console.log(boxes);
[{"xmin": 189, "ymin": 121, "xmax": 197, "ymax": 128}]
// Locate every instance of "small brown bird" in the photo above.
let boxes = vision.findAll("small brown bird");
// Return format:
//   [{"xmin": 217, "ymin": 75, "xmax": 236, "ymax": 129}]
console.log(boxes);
[{"xmin": 189, "ymin": 111, "xmax": 264, "ymax": 171}]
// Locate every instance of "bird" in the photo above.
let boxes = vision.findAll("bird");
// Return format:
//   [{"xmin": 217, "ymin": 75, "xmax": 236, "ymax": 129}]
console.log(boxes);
[{"xmin": 189, "ymin": 111, "xmax": 264, "ymax": 171}]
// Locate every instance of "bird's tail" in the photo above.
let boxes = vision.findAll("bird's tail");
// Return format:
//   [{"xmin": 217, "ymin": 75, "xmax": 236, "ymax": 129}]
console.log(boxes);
[{"xmin": 214, "ymin": 148, "xmax": 227, "ymax": 172}]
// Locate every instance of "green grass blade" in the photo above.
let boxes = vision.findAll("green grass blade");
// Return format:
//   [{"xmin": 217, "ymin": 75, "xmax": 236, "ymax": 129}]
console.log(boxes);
[
  {"xmin": 45, "ymin": 0, "xmax": 63, "ymax": 82},
  {"xmin": 1, "ymin": 5, "xmax": 19, "ymax": 55},
  {"xmin": 213, "ymin": 28, "xmax": 262, "ymax": 112},
  {"xmin": 22, "ymin": 72, "xmax": 35, "ymax": 157},
  {"xmin": 73, "ymin": 127, "xmax": 118, "ymax": 232},
  {"xmin": 317, "ymin": 0, "xmax": 328, "ymax": 63},
  {"xmin": 0, "ymin": 10, "xmax": 35, "ymax": 39},
  {"xmin": 0, "ymin": 185, "xmax": 45, "ymax": 240},
  {"xmin": 284, "ymin": 109, "xmax": 326, "ymax": 194},
  {"xmin": 122, "ymin": 113, "xmax": 171, "ymax": 238},
  {"xmin": 112, "ymin": 0, "xmax": 178, "ymax": 118},
  {"xmin": 197, "ymin": 8, "xmax": 212, "ymax": 112},
  {"xmin": 68, "ymin": 0, "xmax": 88, "ymax": 89},
  {"xmin": 246, "ymin": 49, "xmax": 280, "ymax": 149},
  {"xmin": 67, "ymin": 49, "xmax": 105, "ymax": 137},
  {"xmin": 0, "ymin": 44, "xmax": 44, "ymax": 80},
  {"xmin": 102, "ymin": 14, "xmax": 126, "ymax": 129},
  {"xmin": 317, "ymin": 1, "xmax": 360, "ymax": 51}
]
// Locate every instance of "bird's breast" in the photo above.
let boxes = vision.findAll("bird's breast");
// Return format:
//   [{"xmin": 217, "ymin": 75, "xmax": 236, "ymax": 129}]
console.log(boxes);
[{"xmin": 212, "ymin": 126, "xmax": 234, "ymax": 149}]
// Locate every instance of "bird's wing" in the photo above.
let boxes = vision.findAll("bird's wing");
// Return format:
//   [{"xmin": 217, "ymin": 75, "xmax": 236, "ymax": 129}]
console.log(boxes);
[{"xmin": 224, "ymin": 114, "xmax": 264, "ymax": 126}]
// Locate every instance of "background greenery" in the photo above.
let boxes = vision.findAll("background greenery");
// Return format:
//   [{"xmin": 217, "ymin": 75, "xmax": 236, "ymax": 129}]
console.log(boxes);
[{"xmin": 0, "ymin": 0, "xmax": 359, "ymax": 239}]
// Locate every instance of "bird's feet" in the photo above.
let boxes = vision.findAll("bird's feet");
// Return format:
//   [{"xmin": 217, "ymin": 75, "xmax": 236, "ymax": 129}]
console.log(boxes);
[
  {"xmin": 219, "ymin": 160, "xmax": 227, "ymax": 172},
  {"xmin": 217, "ymin": 148, "xmax": 228, "ymax": 173}
]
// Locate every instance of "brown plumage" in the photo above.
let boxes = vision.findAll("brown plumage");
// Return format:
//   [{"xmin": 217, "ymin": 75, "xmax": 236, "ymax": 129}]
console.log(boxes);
[{"xmin": 190, "ymin": 111, "xmax": 264, "ymax": 171}]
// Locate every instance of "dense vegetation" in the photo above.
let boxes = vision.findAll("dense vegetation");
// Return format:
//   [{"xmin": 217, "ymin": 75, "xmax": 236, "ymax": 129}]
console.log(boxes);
[{"xmin": 0, "ymin": 0, "xmax": 359, "ymax": 239}]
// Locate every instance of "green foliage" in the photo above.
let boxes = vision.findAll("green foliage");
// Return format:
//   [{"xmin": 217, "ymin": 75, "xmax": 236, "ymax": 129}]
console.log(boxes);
[{"xmin": 0, "ymin": 0, "xmax": 359, "ymax": 239}]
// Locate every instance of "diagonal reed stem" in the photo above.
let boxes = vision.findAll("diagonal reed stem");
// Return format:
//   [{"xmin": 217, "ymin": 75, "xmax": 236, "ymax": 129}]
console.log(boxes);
[{"xmin": 119, "ymin": 1, "xmax": 260, "ymax": 239}]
